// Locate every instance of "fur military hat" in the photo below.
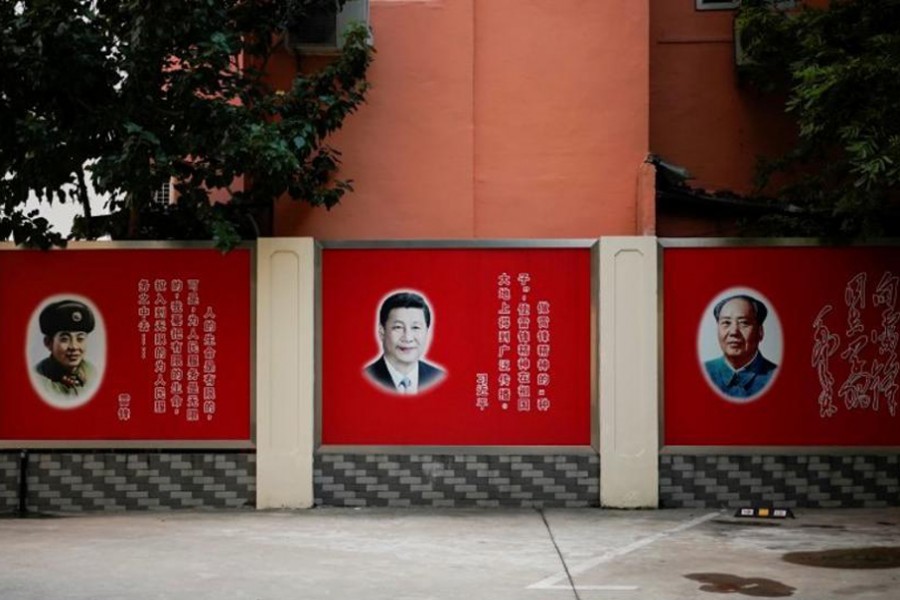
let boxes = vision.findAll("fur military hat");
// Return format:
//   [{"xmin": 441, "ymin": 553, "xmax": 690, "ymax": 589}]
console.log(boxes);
[{"xmin": 39, "ymin": 300, "xmax": 96, "ymax": 336}]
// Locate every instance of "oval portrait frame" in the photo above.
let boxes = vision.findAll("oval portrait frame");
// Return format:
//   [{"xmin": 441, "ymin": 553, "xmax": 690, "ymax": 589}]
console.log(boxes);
[
  {"xmin": 26, "ymin": 294, "xmax": 107, "ymax": 410},
  {"xmin": 362, "ymin": 288, "xmax": 446, "ymax": 396},
  {"xmin": 696, "ymin": 286, "xmax": 783, "ymax": 404}
]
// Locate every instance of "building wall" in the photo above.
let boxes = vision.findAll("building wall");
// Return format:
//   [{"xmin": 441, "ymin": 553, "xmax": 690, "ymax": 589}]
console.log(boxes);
[
  {"xmin": 274, "ymin": 0, "xmax": 650, "ymax": 239},
  {"xmin": 3, "ymin": 237, "xmax": 899, "ymax": 512},
  {"xmin": 649, "ymin": 0, "xmax": 796, "ymax": 195}
]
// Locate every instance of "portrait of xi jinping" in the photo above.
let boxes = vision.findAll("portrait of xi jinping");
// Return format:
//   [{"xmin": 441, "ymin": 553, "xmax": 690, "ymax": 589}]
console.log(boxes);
[{"xmin": 364, "ymin": 291, "xmax": 446, "ymax": 395}]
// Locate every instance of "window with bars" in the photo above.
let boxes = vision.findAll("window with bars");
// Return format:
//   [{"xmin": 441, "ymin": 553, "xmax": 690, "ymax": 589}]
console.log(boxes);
[{"xmin": 151, "ymin": 182, "xmax": 172, "ymax": 205}]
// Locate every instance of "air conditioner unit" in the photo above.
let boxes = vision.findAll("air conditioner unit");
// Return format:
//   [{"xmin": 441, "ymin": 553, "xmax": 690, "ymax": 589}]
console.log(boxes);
[{"xmin": 287, "ymin": 0, "xmax": 369, "ymax": 52}]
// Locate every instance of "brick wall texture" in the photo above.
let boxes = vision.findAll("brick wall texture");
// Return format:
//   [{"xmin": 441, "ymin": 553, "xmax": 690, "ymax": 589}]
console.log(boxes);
[
  {"xmin": 0, "ymin": 452, "xmax": 17, "ymax": 512},
  {"xmin": 0, "ymin": 452, "xmax": 255, "ymax": 513},
  {"xmin": 660, "ymin": 455, "xmax": 900, "ymax": 508},
  {"xmin": 5, "ymin": 451, "xmax": 899, "ymax": 512},
  {"xmin": 314, "ymin": 453, "xmax": 600, "ymax": 507}
]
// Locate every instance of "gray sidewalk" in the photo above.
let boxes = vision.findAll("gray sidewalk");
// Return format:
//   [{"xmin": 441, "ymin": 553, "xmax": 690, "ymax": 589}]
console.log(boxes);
[{"xmin": 1, "ymin": 507, "xmax": 899, "ymax": 599}]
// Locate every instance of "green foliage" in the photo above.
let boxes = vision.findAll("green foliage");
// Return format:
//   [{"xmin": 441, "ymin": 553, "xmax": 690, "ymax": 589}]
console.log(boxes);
[
  {"xmin": 0, "ymin": 0, "xmax": 373, "ymax": 249},
  {"xmin": 737, "ymin": 0, "xmax": 900, "ymax": 237}
]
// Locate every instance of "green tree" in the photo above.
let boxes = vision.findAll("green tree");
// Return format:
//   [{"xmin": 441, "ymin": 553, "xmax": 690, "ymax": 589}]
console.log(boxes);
[
  {"xmin": 0, "ymin": 0, "xmax": 373, "ymax": 248},
  {"xmin": 737, "ymin": 0, "xmax": 900, "ymax": 237}
]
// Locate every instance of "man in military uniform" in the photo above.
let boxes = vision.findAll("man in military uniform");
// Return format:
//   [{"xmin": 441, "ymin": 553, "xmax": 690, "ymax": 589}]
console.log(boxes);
[{"xmin": 34, "ymin": 300, "xmax": 97, "ymax": 397}]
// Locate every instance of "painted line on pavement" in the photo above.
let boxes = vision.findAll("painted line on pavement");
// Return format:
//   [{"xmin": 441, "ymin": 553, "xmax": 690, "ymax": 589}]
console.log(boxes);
[
  {"xmin": 527, "ymin": 511, "xmax": 722, "ymax": 590},
  {"xmin": 534, "ymin": 584, "xmax": 641, "ymax": 591}
]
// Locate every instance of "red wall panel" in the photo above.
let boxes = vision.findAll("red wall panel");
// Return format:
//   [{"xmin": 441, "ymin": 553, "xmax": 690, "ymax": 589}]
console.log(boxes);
[
  {"xmin": 0, "ymin": 247, "xmax": 252, "ymax": 443},
  {"xmin": 321, "ymin": 247, "xmax": 593, "ymax": 446},
  {"xmin": 664, "ymin": 245, "xmax": 900, "ymax": 446}
]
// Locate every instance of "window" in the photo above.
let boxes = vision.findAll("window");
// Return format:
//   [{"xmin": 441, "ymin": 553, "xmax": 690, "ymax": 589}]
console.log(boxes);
[
  {"xmin": 697, "ymin": 0, "xmax": 740, "ymax": 9},
  {"xmin": 696, "ymin": 0, "xmax": 795, "ymax": 10},
  {"xmin": 152, "ymin": 181, "xmax": 172, "ymax": 205},
  {"xmin": 287, "ymin": 0, "xmax": 369, "ymax": 51}
]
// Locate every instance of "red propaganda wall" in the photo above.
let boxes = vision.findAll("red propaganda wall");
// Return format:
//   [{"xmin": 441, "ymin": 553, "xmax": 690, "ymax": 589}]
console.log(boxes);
[
  {"xmin": 663, "ymin": 244, "xmax": 900, "ymax": 446},
  {"xmin": 0, "ymin": 246, "xmax": 253, "ymax": 444},
  {"xmin": 321, "ymin": 246, "xmax": 593, "ymax": 446}
]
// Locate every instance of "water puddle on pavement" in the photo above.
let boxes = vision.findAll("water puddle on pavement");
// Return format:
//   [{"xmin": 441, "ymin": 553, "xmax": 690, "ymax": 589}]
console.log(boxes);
[
  {"xmin": 685, "ymin": 573, "xmax": 795, "ymax": 597},
  {"xmin": 782, "ymin": 547, "xmax": 900, "ymax": 569}
]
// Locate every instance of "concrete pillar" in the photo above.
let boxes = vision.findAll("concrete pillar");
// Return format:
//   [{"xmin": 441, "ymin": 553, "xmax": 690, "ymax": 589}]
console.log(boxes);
[
  {"xmin": 599, "ymin": 236, "xmax": 659, "ymax": 507},
  {"xmin": 255, "ymin": 238, "xmax": 316, "ymax": 509}
]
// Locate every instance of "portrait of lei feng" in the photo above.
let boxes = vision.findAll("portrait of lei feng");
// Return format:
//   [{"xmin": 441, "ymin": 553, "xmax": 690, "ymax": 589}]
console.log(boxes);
[
  {"xmin": 34, "ymin": 299, "xmax": 98, "ymax": 398},
  {"xmin": 703, "ymin": 293, "xmax": 778, "ymax": 400}
]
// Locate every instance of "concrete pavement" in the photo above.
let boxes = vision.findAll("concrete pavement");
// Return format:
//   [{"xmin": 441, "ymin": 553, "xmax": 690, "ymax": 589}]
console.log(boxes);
[{"xmin": 1, "ymin": 507, "xmax": 899, "ymax": 599}]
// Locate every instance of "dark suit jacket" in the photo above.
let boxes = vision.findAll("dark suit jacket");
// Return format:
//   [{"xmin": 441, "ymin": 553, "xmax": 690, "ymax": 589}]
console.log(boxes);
[
  {"xmin": 704, "ymin": 352, "xmax": 777, "ymax": 399},
  {"xmin": 364, "ymin": 356, "xmax": 445, "ymax": 394}
]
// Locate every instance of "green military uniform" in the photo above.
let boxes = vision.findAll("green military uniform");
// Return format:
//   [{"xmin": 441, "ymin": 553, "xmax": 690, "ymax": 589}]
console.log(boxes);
[{"xmin": 35, "ymin": 356, "xmax": 96, "ymax": 397}]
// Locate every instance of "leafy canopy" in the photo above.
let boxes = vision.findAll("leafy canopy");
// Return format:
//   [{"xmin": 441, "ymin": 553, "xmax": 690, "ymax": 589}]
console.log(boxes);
[
  {"xmin": 737, "ymin": 0, "xmax": 900, "ymax": 237},
  {"xmin": 0, "ymin": 0, "xmax": 373, "ymax": 248}
]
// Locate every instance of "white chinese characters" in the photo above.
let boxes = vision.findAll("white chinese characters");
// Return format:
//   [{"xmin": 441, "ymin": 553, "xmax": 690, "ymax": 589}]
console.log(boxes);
[
  {"xmin": 813, "ymin": 271, "xmax": 899, "ymax": 417},
  {"xmin": 476, "ymin": 272, "xmax": 552, "ymax": 414},
  {"xmin": 137, "ymin": 277, "xmax": 218, "ymax": 423}
]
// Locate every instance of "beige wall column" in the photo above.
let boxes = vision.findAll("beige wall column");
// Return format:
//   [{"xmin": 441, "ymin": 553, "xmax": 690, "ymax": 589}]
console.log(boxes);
[
  {"xmin": 599, "ymin": 236, "xmax": 659, "ymax": 507},
  {"xmin": 256, "ymin": 238, "xmax": 316, "ymax": 509}
]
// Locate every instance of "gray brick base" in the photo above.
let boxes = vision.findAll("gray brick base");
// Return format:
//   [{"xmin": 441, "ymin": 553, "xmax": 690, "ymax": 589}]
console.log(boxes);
[
  {"xmin": 13, "ymin": 451, "xmax": 893, "ymax": 512},
  {"xmin": 1, "ymin": 453, "xmax": 17, "ymax": 512},
  {"xmin": 660, "ymin": 455, "xmax": 900, "ymax": 509},
  {"xmin": 0, "ymin": 451, "xmax": 255, "ymax": 513},
  {"xmin": 314, "ymin": 453, "xmax": 599, "ymax": 507}
]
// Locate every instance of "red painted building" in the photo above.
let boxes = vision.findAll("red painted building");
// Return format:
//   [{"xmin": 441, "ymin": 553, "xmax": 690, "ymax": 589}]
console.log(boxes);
[{"xmin": 267, "ymin": 0, "xmax": 808, "ymax": 239}]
